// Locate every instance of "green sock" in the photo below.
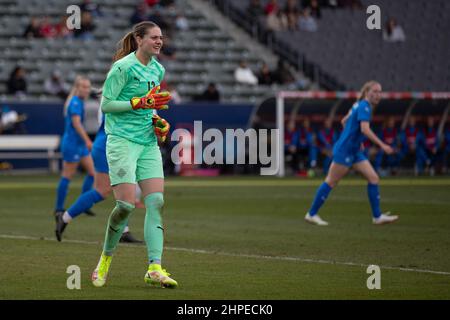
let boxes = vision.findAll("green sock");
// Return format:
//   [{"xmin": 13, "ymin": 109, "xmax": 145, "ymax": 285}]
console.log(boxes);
[
  {"xmin": 103, "ymin": 200, "xmax": 135, "ymax": 256},
  {"xmin": 144, "ymin": 192, "xmax": 164, "ymax": 264}
]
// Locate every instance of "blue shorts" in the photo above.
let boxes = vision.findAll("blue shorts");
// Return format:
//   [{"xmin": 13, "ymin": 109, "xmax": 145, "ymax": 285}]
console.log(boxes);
[
  {"xmin": 91, "ymin": 146, "xmax": 109, "ymax": 174},
  {"xmin": 333, "ymin": 150, "xmax": 367, "ymax": 167},
  {"xmin": 62, "ymin": 143, "xmax": 89, "ymax": 162}
]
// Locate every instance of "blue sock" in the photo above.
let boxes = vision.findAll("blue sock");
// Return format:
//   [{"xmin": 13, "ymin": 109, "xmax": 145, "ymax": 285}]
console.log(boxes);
[
  {"xmin": 67, "ymin": 189, "xmax": 104, "ymax": 219},
  {"xmin": 309, "ymin": 182, "xmax": 332, "ymax": 216},
  {"xmin": 81, "ymin": 175, "xmax": 94, "ymax": 194},
  {"xmin": 367, "ymin": 183, "xmax": 381, "ymax": 218},
  {"xmin": 55, "ymin": 177, "xmax": 71, "ymax": 211}
]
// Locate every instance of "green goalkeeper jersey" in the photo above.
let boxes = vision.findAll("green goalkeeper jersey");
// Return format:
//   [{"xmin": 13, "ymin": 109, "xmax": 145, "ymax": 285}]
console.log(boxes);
[{"xmin": 101, "ymin": 51, "xmax": 165, "ymax": 146}]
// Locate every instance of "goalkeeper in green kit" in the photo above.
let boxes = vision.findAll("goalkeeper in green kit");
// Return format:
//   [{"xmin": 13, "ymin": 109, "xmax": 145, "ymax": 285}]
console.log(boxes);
[{"xmin": 91, "ymin": 21, "xmax": 176, "ymax": 288}]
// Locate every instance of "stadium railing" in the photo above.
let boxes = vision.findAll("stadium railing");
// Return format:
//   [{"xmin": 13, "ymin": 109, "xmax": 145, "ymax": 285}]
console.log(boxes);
[{"xmin": 0, "ymin": 135, "xmax": 60, "ymax": 173}]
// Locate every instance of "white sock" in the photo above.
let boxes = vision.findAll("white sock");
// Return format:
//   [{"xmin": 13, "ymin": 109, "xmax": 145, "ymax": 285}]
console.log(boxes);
[
  {"xmin": 123, "ymin": 225, "xmax": 129, "ymax": 234},
  {"xmin": 62, "ymin": 211, "xmax": 72, "ymax": 223}
]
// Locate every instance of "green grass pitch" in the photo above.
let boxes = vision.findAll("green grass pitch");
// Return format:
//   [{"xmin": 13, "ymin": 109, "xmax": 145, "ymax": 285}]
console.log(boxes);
[{"xmin": 0, "ymin": 175, "xmax": 449, "ymax": 299}]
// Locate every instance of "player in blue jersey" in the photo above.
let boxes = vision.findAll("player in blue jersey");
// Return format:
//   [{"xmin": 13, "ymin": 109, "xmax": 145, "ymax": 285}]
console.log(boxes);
[
  {"xmin": 55, "ymin": 109, "xmax": 143, "ymax": 243},
  {"xmin": 54, "ymin": 76, "xmax": 96, "ymax": 217},
  {"xmin": 304, "ymin": 81, "xmax": 399, "ymax": 226}
]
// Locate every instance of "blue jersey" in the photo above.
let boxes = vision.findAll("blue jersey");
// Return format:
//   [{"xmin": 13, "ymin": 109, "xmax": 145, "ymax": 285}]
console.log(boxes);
[
  {"xmin": 62, "ymin": 96, "xmax": 85, "ymax": 146},
  {"xmin": 93, "ymin": 113, "xmax": 106, "ymax": 151},
  {"xmin": 333, "ymin": 100, "xmax": 371, "ymax": 155}
]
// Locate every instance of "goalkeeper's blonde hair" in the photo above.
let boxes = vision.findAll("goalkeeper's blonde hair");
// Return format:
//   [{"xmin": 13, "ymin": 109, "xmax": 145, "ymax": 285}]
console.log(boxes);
[
  {"xmin": 63, "ymin": 75, "xmax": 89, "ymax": 116},
  {"xmin": 113, "ymin": 21, "xmax": 159, "ymax": 62}
]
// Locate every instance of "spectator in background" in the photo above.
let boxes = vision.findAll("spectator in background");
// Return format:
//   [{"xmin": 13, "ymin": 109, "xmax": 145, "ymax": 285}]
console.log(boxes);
[
  {"xmin": 160, "ymin": 0, "xmax": 175, "ymax": 7},
  {"xmin": 399, "ymin": 116, "xmax": 421, "ymax": 174},
  {"xmin": 383, "ymin": 18, "xmax": 406, "ymax": 42},
  {"xmin": 146, "ymin": 0, "xmax": 160, "ymax": 8},
  {"xmin": 266, "ymin": 7, "xmax": 288, "ymax": 32},
  {"xmin": 80, "ymin": 0, "xmax": 103, "ymax": 17},
  {"xmin": 54, "ymin": 16, "xmax": 73, "ymax": 38},
  {"xmin": 273, "ymin": 59, "xmax": 295, "ymax": 85},
  {"xmin": 234, "ymin": 61, "xmax": 258, "ymax": 85},
  {"xmin": 307, "ymin": 0, "xmax": 322, "ymax": 19},
  {"xmin": 148, "ymin": 9, "xmax": 171, "ymax": 36},
  {"xmin": 195, "ymin": 83, "xmax": 221, "ymax": 102},
  {"xmin": 265, "ymin": 0, "xmax": 279, "ymax": 15},
  {"xmin": 336, "ymin": 0, "xmax": 363, "ymax": 9},
  {"xmin": 158, "ymin": 36, "xmax": 177, "ymax": 60},
  {"xmin": 374, "ymin": 117, "xmax": 401, "ymax": 175},
  {"xmin": 298, "ymin": 8, "xmax": 318, "ymax": 32},
  {"xmin": 285, "ymin": 120, "xmax": 300, "ymax": 173},
  {"xmin": 175, "ymin": 13, "xmax": 189, "ymax": 31},
  {"xmin": 44, "ymin": 70, "xmax": 70, "ymax": 99},
  {"xmin": 0, "ymin": 106, "xmax": 27, "ymax": 134},
  {"xmin": 296, "ymin": 117, "xmax": 318, "ymax": 170},
  {"xmin": 443, "ymin": 124, "xmax": 450, "ymax": 174},
  {"xmin": 74, "ymin": 11, "xmax": 96, "ymax": 40},
  {"xmin": 418, "ymin": 117, "xmax": 439, "ymax": 175},
  {"xmin": 317, "ymin": 118, "xmax": 338, "ymax": 174},
  {"xmin": 284, "ymin": 0, "xmax": 300, "ymax": 30},
  {"xmin": 39, "ymin": 16, "xmax": 57, "ymax": 38},
  {"xmin": 7, "ymin": 66, "xmax": 27, "ymax": 97},
  {"xmin": 130, "ymin": 2, "xmax": 149, "ymax": 25},
  {"xmin": 257, "ymin": 62, "xmax": 275, "ymax": 85},
  {"xmin": 23, "ymin": 17, "xmax": 42, "ymax": 38},
  {"xmin": 247, "ymin": 0, "xmax": 265, "ymax": 23}
]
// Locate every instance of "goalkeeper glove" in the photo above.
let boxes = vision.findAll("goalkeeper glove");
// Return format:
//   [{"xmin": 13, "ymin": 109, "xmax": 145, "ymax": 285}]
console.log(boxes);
[
  {"xmin": 152, "ymin": 114, "xmax": 170, "ymax": 142},
  {"xmin": 130, "ymin": 86, "xmax": 171, "ymax": 110}
]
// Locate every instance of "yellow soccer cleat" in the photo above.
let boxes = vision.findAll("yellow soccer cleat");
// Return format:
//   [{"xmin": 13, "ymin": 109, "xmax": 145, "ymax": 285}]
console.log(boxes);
[
  {"xmin": 144, "ymin": 264, "xmax": 178, "ymax": 288},
  {"xmin": 91, "ymin": 253, "xmax": 112, "ymax": 287}
]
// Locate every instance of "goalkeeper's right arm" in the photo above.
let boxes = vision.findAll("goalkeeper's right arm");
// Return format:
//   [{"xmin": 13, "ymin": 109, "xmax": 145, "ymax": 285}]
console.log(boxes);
[{"xmin": 101, "ymin": 96, "xmax": 133, "ymax": 113}]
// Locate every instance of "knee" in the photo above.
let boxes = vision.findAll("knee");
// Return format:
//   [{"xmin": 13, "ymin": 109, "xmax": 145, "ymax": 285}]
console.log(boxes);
[
  {"xmin": 368, "ymin": 174, "xmax": 380, "ymax": 185},
  {"xmin": 97, "ymin": 187, "xmax": 111, "ymax": 199},
  {"xmin": 62, "ymin": 172, "xmax": 73, "ymax": 180},
  {"xmin": 324, "ymin": 177, "xmax": 338, "ymax": 188},
  {"xmin": 113, "ymin": 200, "xmax": 135, "ymax": 221},
  {"xmin": 144, "ymin": 192, "xmax": 164, "ymax": 211}
]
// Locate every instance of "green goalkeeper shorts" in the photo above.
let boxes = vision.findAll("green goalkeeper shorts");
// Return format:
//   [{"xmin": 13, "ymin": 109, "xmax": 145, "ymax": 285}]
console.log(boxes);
[{"xmin": 106, "ymin": 134, "xmax": 164, "ymax": 186}]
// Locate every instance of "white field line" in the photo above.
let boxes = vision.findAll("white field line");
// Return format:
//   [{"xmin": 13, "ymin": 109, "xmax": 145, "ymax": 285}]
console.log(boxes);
[
  {"xmin": 1, "ymin": 179, "xmax": 450, "ymax": 189},
  {"xmin": 1, "ymin": 234, "xmax": 449, "ymax": 276}
]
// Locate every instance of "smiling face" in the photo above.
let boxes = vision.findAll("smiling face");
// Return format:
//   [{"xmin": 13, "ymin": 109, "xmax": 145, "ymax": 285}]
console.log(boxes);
[{"xmin": 136, "ymin": 26, "xmax": 163, "ymax": 57}]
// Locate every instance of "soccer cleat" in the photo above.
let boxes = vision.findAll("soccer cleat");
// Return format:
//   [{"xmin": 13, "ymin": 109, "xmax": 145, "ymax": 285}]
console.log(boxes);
[
  {"xmin": 84, "ymin": 209, "xmax": 96, "ymax": 217},
  {"xmin": 55, "ymin": 211, "xmax": 67, "ymax": 242},
  {"xmin": 144, "ymin": 264, "xmax": 178, "ymax": 288},
  {"xmin": 372, "ymin": 212, "xmax": 399, "ymax": 225},
  {"xmin": 305, "ymin": 212, "xmax": 329, "ymax": 226},
  {"xmin": 120, "ymin": 231, "xmax": 143, "ymax": 244},
  {"xmin": 54, "ymin": 209, "xmax": 64, "ymax": 222},
  {"xmin": 92, "ymin": 253, "xmax": 112, "ymax": 287}
]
